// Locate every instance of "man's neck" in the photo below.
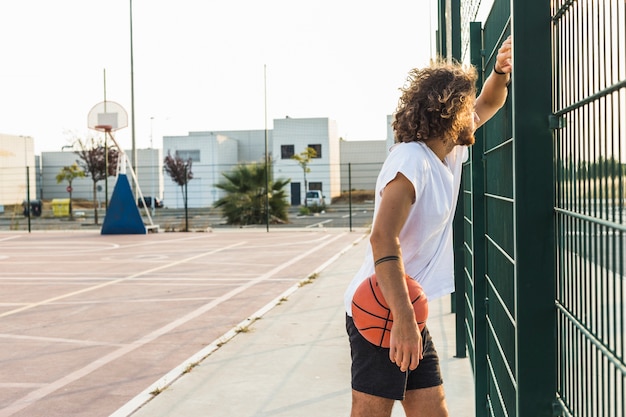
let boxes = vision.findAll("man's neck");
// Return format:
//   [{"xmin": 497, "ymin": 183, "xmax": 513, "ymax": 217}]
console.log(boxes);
[{"xmin": 424, "ymin": 138, "xmax": 455, "ymax": 162}]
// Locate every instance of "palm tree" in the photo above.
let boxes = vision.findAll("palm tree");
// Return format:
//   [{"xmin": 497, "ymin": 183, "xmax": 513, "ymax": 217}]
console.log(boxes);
[
  {"xmin": 55, "ymin": 164, "xmax": 85, "ymax": 219},
  {"xmin": 214, "ymin": 162, "xmax": 290, "ymax": 225}
]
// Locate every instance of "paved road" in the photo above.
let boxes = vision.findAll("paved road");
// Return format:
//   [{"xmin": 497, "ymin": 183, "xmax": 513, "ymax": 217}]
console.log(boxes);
[
  {"xmin": 0, "ymin": 230, "xmax": 366, "ymax": 417},
  {"xmin": 0, "ymin": 204, "xmax": 375, "ymax": 232}
]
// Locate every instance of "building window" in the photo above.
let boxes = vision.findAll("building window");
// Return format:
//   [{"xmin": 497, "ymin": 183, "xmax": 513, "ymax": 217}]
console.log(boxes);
[
  {"xmin": 175, "ymin": 149, "xmax": 200, "ymax": 162},
  {"xmin": 309, "ymin": 181, "xmax": 323, "ymax": 191},
  {"xmin": 281, "ymin": 145, "xmax": 295, "ymax": 159},
  {"xmin": 308, "ymin": 144, "xmax": 322, "ymax": 158}
]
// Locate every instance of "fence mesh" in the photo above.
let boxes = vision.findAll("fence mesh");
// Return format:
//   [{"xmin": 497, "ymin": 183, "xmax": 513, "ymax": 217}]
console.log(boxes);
[
  {"xmin": 552, "ymin": 0, "xmax": 626, "ymax": 415},
  {"xmin": 0, "ymin": 162, "xmax": 381, "ymax": 232}
]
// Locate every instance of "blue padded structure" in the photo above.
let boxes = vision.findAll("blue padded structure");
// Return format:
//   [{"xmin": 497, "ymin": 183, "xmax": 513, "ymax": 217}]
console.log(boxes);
[{"xmin": 101, "ymin": 174, "xmax": 146, "ymax": 235}]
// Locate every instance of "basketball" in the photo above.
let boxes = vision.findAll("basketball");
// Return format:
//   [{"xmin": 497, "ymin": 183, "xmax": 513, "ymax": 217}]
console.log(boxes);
[{"xmin": 351, "ymin": 274, "xmax": 428, "ymax": 348}]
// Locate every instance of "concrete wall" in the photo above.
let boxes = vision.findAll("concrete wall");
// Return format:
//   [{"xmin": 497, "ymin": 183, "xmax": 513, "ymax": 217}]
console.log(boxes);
[
  {"xmin": 189, "ymin": 129, "xmax": 271, "ymax": 164},
  {"xmin": 0, "ymin": 134, "xmax": 36, "ymax": 206},
  {"xmin": 339, "ymin": 140, "xmax": 386, "ymax": 192}
]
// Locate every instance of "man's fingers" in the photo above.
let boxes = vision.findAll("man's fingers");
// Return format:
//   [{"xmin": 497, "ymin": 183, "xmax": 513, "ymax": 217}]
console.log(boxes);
[
  {"xmin": 389, "ymin": 347, "xmax": 396, "ymax": 364},
  {"xmin": 390, "ymin": 347, "xmax": 422, "ymax": 372},
  {"xmin": 408, "ymin": 351, "xmax": 420, "ymax": 371},
  {"xmin": 408, "ymin": 342, "xmax": 424, "ymax": 371},
  {"xmin": 400, "ymin": 352, "xmax": 413, "ymax": 372}
]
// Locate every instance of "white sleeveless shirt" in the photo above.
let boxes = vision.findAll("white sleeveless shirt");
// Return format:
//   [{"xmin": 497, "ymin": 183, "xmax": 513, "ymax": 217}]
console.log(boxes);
[{"xmin": 344, "ymin": 141, "xmax": 468, "ymax": 316}]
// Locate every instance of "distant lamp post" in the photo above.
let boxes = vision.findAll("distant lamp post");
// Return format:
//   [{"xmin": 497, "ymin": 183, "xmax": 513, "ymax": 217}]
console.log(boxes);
[
  {"xmin": 150, "ymin": 116, "xmax": 155, "ymax": 215},
  {"xmin": 129, "ymin": 0, "xmax": 137, "ymax": 189}
]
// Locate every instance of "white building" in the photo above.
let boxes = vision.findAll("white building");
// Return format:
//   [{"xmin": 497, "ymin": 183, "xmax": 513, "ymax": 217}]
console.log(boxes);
[
  {"xmin": 162, "ymin": 132, "xmax": 239, "ymax": 208},
  {"xmin": 272, "ymin": 117, "xmax": 341, "ymax": 206},
  {"xmin": 40, "ymin": 151, "xmax": 93, "ymax": 201},
  {"xmin": 40, "ymin": 148, "xmax": 162, "ymax": 205},
  {"xmin": 3, "ymin": 114, "xmax": 390, "ymax": 212},
  {"xmin": 134, "ymin": 148, "xmax": 163, "ymax": 204},
  {"xmin": 162, "ymin": 117, "xmax": 343, "ymax": 209},
  {"xmin": 0, "ymin": 134, "xmax": 36, "ymax": 207}
]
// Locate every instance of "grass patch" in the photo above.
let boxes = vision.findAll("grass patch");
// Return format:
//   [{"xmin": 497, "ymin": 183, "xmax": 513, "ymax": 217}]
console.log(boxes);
[
  {"xmin": 331, "ymin": 190, "xmax": 375, "ymax": 204},
  {"xmin": 299, "ymin": 272, "xmax": 319, "ymax": 287},
  {"xmin": 183, "ymin": 361, "xmax": 200, "ymax": 374},
  {"xmin": 235, "ymin": 325, "xmax": 251, "ymax": 334}
]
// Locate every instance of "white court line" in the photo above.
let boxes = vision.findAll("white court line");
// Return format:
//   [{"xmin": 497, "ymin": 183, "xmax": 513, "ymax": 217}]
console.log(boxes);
[
  {"xmin": 0, "ymin": 234, "xmax": 212, "ymax": 256},
  {"xmin": 240, "ymin": 233, "xmax": 334, "ymax": 248},
  {"xmin": 0, "ymin": 383, "xmax": 46, "ymax": 389},
  {"xmin": 0, "ymin": 276, "xmax": 284, "ymax": 283},
  {"xmin": 0, "ymin": 333, "xmax": 125, "ymax": 348},
  {"xmin": 105, "ymin": 234, "xmax": 217, "ymax": 251},
  {"xmin": 305, "ymin": 219, "xmax": 334, "ymax": 228},
  {"xmin": 0, "ymin": 241, "xmax": 246, "ymax": 319},
  {"xmin": 0, "ymin": 233, "xmax": 345, "ymax": 417},
  {"xmin": 0, "ymin": 242, "xmax": 120, "ymax": 253},
  {"xmin": 51, "ymin": 298, "xmax": 216, "ymax": 305}
]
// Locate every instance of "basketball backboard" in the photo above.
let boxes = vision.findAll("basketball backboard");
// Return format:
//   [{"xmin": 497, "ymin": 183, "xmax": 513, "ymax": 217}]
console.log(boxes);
[{"xmin": 88, "ymin": 101, "xmax": 128, "ymax": 132}]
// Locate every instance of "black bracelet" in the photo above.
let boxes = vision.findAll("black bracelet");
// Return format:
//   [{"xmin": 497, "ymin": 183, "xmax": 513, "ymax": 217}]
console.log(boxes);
[
  {"xmin": 494, "ymin": 65, "xmax": 506, "ymax": 75},
  {"xmin": 374, "ymin": 255, "xmax": 400, "ymax": 266}
]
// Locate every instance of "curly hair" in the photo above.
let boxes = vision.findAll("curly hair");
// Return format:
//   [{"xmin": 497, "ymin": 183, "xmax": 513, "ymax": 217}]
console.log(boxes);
[{"xmin": 392, "ymin": 60, "xmax": 478, "ymax": 144}]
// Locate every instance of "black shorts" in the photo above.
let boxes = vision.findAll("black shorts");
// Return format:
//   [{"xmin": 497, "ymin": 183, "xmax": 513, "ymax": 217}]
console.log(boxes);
[{"xmin": 346, "ymin": 314, "xmax": 443, "ymax": 400}]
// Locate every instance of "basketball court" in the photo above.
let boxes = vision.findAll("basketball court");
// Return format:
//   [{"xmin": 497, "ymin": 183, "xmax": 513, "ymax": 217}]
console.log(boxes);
[{"xmin": 0, "ymin": 229, "xmax": 365, "ymax": 417}]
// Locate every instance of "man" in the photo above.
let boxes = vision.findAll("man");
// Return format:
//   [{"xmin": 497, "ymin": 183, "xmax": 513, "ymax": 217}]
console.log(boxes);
[{"xmin": 344, "ymin": 36, "xmax": 512, "ymax": 417}]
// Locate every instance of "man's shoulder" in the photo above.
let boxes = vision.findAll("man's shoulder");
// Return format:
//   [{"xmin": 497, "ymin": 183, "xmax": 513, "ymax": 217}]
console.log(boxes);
[
  {"xmin": 381, "ymin": 142, "xmax": 431, "ymax": 178},
  {"xmin": 388, "ymin": 141, "xmax": 428, "ymax": 160}
]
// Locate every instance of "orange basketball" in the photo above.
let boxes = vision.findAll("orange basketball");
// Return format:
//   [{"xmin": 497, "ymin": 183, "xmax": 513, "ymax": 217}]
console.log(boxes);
[{"xmin": 351, "ymin": 274, "xmax": 428, "ymax": 348}]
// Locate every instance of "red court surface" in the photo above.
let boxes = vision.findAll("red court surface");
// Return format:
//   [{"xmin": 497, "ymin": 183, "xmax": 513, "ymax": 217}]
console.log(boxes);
[{"xmin": 0, "ymin": 230, "xmax": 364, "ymax": 417}]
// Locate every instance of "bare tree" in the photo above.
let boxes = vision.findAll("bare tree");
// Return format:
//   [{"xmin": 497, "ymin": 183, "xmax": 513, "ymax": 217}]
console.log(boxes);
[
  {"xmin": 163, "ymin": 151, "xmax": 193, "ymax": 230},
  {"xmin": 75, "ymin": 137, "xmax": 119, "ymax": 224}
]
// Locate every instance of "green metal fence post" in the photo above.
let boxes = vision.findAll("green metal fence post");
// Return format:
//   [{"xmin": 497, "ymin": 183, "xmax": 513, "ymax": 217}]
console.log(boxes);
[
  {"xmin": 348, "ymin": 163, "xmax": 352, "ymax": 232},
  {"xmin": 437, "ymin": 0, "xmax": 447, "ymax": 57},
  {"xmin": 449, "ymin": 0, "xmax": 468, "ymax": 358},
  {"xmin": 511, "ymin": 1, "xmax": 556, "ymax": 415},
  {"xmin": 469, "ymin": 20, "xmax": 489, "ymax": 417},
  {"xmin": 26, "ymin": 166, "xmax": 32, "ymax": 233},
  {"xmin": 451, "ymin": 0, "xmax": 461, "ymax": 60}
]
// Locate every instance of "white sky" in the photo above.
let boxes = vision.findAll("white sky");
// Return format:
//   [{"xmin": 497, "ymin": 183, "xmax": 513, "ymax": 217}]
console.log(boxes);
[{"xmin": 0, "ymin": 0, "xmax": 436, "ymax": 155}]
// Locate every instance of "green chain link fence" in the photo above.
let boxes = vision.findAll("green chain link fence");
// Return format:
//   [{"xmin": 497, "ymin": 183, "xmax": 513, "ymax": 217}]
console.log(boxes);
[{"xmin": 445, "ymin": 0, "xmax": 625, "ymax": 415}]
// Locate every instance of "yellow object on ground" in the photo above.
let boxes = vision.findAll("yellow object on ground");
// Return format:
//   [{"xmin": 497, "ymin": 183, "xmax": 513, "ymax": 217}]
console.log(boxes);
[{"xmin": 51, "ymin": 199, "xmax": 70, "ymax": 217}]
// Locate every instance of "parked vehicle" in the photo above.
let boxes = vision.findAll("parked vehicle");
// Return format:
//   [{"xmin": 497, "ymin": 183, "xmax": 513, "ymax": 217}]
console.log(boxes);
[
  {"xmin": 137, "ymin": 196, "xmax": 164, "ymax": 209},
  {"xmin": 22, "ymin": 199, "xmax": 42, "ymax": 217},
  {"xmin": 305, "ymin": 190, "xmax": 325, "ymax": 206}
]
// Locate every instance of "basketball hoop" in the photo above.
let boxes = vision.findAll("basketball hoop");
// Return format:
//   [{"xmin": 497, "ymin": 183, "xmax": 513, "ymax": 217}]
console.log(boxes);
[
  {"xmin": 86, "ymin": 100, "xmax": 156, "ymax": 230},
  {"xmin": 87, "ymin": 101, "xmax": 128, "ymax": 132}
]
